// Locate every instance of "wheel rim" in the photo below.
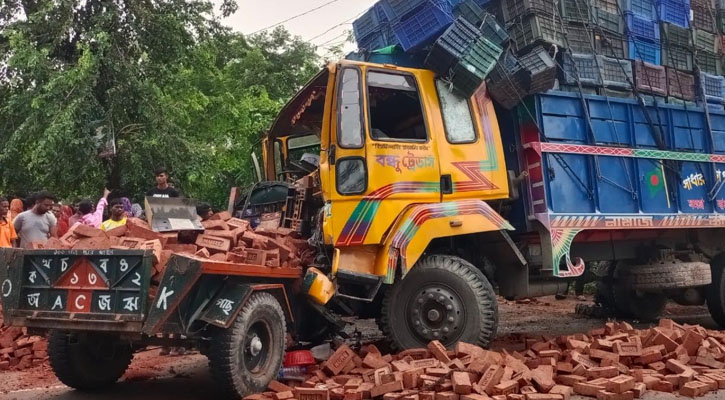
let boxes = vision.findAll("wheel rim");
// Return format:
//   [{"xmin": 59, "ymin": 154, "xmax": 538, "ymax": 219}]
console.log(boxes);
[
  {"xmin": 407, "ymin": 284, "xmax": 465, "ymax": 345},
  {"xmin": 240, "ymin": 320, "xmax": 272, "ymax": 375}
]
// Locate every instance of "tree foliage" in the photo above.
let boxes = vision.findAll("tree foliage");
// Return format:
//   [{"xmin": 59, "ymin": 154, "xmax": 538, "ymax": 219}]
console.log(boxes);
[{"xmin": 0, "ymin": 0, "xmax": 319, "ymax": 207}]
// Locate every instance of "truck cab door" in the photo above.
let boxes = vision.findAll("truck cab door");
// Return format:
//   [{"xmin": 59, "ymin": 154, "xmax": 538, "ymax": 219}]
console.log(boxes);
[
  {"xmin": 326, "ymin": 65, "xmax": 441, "ymax": 247},
  {"xmin": 433, "ymin": 82, "xmax": 509, "ymax": 201}
]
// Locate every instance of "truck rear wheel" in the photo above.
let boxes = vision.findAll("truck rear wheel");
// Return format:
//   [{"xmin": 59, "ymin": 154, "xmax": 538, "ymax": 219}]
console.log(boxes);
[
  {"xmin": 613, "ymin": 263, "xmax": 666, "ymax": 321},
  {"xmin": 379, "ymin": 255, "xmax": 498, "ymax": 350},
  {"xmin": 706, "ymin": 254, "xmax": 725, "ymax": 327},
  {"xmin": 208, "ymin": 292, "xmax": 286, "ymax": 399},
  {"xmin": 48, "ymin": 331, "xmax": 133, "ymax": 391}
]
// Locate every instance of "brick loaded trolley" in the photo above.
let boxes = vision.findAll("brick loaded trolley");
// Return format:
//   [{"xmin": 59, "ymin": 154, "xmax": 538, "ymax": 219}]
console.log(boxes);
[{"xmin": 0, "ymin": 247, "xmax": 300, "ymax": 398}]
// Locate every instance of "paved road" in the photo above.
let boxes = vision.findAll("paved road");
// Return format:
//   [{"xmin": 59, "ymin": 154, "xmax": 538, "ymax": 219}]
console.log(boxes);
[{"xmin": 2, "ymin": 296, "xmax": 724, "ymax": 400}]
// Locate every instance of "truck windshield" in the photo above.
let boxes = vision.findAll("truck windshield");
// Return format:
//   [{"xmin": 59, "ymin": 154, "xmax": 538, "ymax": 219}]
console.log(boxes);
[{"xmin": 287, "ymin": 134, "xmax": 320, "ymax": 167}]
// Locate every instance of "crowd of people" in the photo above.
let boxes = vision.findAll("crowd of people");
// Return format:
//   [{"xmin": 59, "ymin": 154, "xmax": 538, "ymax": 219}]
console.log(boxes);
[{"xmin": 0, "ymin": 166, "xmax": 193, "ymax": 249}]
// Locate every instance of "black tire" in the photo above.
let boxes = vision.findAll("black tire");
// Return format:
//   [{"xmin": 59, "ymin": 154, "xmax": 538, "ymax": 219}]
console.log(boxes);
[
  {"xmin": 379, "ymin": 255, "xmax": 498, "ymax": 351},
  {"xmin": 48, "ymin": 331, "xmax": 133, "ymax": 391},
  {"xmin": 612, "ymin": 262, "xmax": 665, "ymax": 321},
  {"xmin": 594, "ymin": 262, "xmax": 616, "ymax": 308},
  {"xmin": 706, "ymin": 254, "xmax": 725, "ymax": 327},
  {"xmin": 208, "ymin": 292, "xmax": 286, "ymax": 399}
]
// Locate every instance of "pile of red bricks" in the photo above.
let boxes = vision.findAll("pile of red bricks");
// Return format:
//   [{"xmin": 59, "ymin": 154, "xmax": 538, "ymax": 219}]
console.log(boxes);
[
  {"xmin": 255, "ymin": 319, "xmax": 725, "ymax": 400},
  {"xmin": 0, "ymin": 307, "xmax": 47, "ymax": 371},
  {"xmin": 34, "ymin": 211, "xmax": 310, "ymax": 282}
]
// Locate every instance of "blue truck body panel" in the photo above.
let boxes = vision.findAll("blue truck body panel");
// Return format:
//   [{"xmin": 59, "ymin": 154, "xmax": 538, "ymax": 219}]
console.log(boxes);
[{"xmin": 502, "ymin": 91, "xmax": 725, "ymax": 276}]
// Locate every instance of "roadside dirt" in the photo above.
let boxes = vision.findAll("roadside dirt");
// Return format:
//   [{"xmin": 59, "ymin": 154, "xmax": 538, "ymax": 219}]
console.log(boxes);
[{"xmin": 0, "ymin": 295, "xmax": 721, "ymax": 399}]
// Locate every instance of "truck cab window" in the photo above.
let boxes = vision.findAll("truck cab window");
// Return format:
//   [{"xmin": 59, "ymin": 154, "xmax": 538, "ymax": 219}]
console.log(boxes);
[
  {"xmin": 338, "ymin": 68, "xmax": 363, "ymax": 148},
  {"xmin": 367, "ymin": 71, "xmax": 426, "ymax": 141},
  {"xmin": 436, "ymin": 80, "xmax": 477, "ymax": 143}
]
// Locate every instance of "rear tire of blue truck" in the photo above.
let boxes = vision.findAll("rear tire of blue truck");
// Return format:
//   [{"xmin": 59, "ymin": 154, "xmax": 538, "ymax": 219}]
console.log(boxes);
[
  {"xmin": 207, "ymin": 292, "xmax": 287, "ymax": 399},
  {"xmin": 706, "ymin": 254, "xmax": 725, "ymax": 328},
  {"xmin": 379, "ymin": 255, "xmax": 498, "ymax": 350},
  {"xmin": 48, "ymin": 331, "xmax": 134, "ymax": 391}
]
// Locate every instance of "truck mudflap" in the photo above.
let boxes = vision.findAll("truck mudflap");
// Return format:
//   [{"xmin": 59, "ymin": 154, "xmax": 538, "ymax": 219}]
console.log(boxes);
[{"xmin": 0, "ymin": 248, "xmax": 153, "ymax": 332}]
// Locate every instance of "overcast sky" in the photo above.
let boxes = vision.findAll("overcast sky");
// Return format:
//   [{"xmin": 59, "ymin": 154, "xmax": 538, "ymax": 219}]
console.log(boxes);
[{"xmin": 218, "ymin": 0, "xmax": 378, "ymax": 56}]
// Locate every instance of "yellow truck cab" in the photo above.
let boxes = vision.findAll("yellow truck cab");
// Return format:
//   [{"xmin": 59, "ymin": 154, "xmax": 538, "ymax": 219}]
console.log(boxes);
[{"xmin": 265, "ymin": 60, "xmax": 524, "ymax": 349}]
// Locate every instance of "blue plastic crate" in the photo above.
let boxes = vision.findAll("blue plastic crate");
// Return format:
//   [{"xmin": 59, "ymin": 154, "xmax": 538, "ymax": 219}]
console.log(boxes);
[
  {"xmin": 656, "ymin": 0, "xmax": 690, "ymax": 28},
  {"xmin": 623, "ymin": 0, "xmax": 656, "ymax": 19},
  {"xmin": 392, "ymin": 1, "xmax": 454, "ymax": 50},
  {"xmin": 380, "ymin": 0, "xmax": 427, "ymax": 20},
  {"xmin": 353, "ymin": 4, "xmax": 388, "ymax": 43},
  {"xmin": 357, "ymin": 24, "xmax": 399, "ymax": 51},
  {"xmin": 625, "ymin": 13, "xmax": 660, "ymax": 40},
  {"xmin": 628, "ymin": 37, "xmax": 662, "ymax": 64},
  {"xmin": 700, "ymin": 71, "xmax": 725, "ymax": 103}
]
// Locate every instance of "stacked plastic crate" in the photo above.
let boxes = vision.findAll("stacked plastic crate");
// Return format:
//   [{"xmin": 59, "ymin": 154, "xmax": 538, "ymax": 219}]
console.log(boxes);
[
  {"xmin": 592, "ymin": 0, "xmax": 628, "ymax": 58},
  {"xmin": 624, "ymin": 0, "xmax": 662, "ymax": 64},
  {"xmin": 353, "ymin": 3, "xmax": 397, "ymax": 51},
  {"xmin": 503, "ymin": 0, "xmax": 565, "ymax": 53},
  {"xmin": 424, "ymin": 16, "xmax": 504, "ymax": 96},
  {"xmin": 691, "ymin": 0, "xmax": 720, "ymax": 74},
  {"xmin": 386, "ymin": 0, "xmax": 457, "ymax": 51}
]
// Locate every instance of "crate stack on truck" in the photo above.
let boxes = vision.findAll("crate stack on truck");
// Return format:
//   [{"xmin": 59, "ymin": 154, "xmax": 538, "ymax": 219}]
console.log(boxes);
[{"xmin": 350, "ymin": 0, "xmax": 725, "ymax": 109}]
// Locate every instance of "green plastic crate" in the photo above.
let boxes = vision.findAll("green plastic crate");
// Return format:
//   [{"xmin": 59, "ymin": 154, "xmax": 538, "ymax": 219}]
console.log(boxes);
[
  {"xmin": 508, "ymin": 13, "xmax": 565, "ymax": 51},
  {"xmin": 661, "ymin": 23, "xmax": 693, "ymax": 47},
  {"xmin": 594, "ymin": 8, "xmax": 624, "ymax": 34},
  {"xmin": 696, "ymin": 50, "xmax": 722, "ymax": 74},
  {"xmin": 561, "ymin": 0, "xmax": 591, "ymax": 22},
  {"xmin": 694, "ymin": 29, "xmax": 718, "ymax": 52},
  {"xmin": 662, "ymin": 43, "xmax": 694, "ymax": 70}
]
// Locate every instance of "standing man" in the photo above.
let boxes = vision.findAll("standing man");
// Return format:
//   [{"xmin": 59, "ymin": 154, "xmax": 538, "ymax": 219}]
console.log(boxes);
[
  {"xmin": 0, "ymin": 197, "xmax": 18, "ymax": 248},
  {"xmin": 102, "ymin": 198, "xmax": 128, "ymax": 231},
  {"xmin": 14, "ymin": 191, "xmax": 57, "ymax": 248},
  {"xmin": 147, "ymin": 166, "xmax": 180, "ymax": 198}
]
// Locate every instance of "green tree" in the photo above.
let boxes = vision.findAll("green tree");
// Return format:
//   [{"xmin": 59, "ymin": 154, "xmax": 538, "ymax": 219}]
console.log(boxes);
[{"xmin": 0, "ymin": 1, "xmax": 318, "ymax": 208}]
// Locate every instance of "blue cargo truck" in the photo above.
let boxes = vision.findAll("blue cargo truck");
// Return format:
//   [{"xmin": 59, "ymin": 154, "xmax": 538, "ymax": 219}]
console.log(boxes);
[{"xmin": 498, "ymin": 90, "xmax": 725, "ymax": 322}]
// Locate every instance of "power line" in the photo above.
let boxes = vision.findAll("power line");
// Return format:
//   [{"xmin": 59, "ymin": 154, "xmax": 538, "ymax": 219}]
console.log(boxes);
[
  {"xmin": 250, "ymin": 0, "xmax": 342, "ymax": 35},
  {"xmin": 307, "ymin": 8, "xmax": 367, "ymax": 43}
]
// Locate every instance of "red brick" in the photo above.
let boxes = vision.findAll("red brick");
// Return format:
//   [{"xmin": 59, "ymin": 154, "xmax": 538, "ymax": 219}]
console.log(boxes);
[
  {"xmin": 419, "ymin": 392, "xmax": 435, "ymax": 400},
  {"xmin": 587, "ymin": 366, "xmax": 618, "ymax": 379},
  {"xmin": 127, "ymin": 219, "xmax": 167, "ymax": 244},
  {"xmin": 459, "ymin": 395, "xmax": 489, "ymax": 400},
  {"xmin": 632, "ymin": 382, "xmax": 646, "ymax": 398},
  {"xmin": 398, "ymin": 349, "xmax": 430, "ymax": 360},
  {"xmin": 530, "ymin": 365, "xmax": 555, "ymax": 392},
  {"xmin": 73, "ymin": 223, "xmax": 104, "ymax": 238},
  {"xmin": 196, "ymin": 234, "xmax": 231, "ymax": 252},
  {"xmin": 549, "ymin": 385, "xmax": 572, "ymax": 400},
  {"xmin": 269, "ymin": 380, "xmax": 294, "ymax": 393},
  {"xmin": 595, "ymin": 390, "xmax": 634, "ymax": 400},
  {"xmin": 524, "ymin": 395, "xmax": 563, "ymax": 400},
  {"xmin": 164, "ymin": 243, "xmax": 197, "ymax": 253},
  {"xmin": 477, "ymin": 365, "xmax": 504, "ymax": 394},
  {"xmin": 118, "ymin": 237, "xmax": 146, "ymax": 249},
  {"xmin": 491, "ymin": 380, "xmax": 518, "ymax": 396},
  {"xmin": 695, "ymin": 354, "xmax": 724, "ymax": 369},
  {"xmin": 202, "ymin": 219, "xmax": 229, "ymax": 230},
  {"xmin": 273, "ymin": 391, "xmax": 294, "ymax": 400},
  {"xmin": 650, "ymin": 380, "xmax": 673, "ymax": 393},
  {"xmin": 573, "ymin": 382, "xmax": 606, "ymax": 396},
  {"xmin": 606, "ymin": 375, "xmax": 635, "ymax": 394},
  {"xmin": 209, "ymin": 211, "xmax": 232, "ymax": 221},
  {"xmin": 428, "ymin": 341, "xmax": 451, "ymax": 363},
  {"xmin": 613, "ymin": 341, "xmax": 642, "ymax": 357},
  {"xmin": 452, "ymin": 372, "xmax": 472, "ymax": 395},
  {"xmin": 363, "ymin": 353, "xmax": 390, "ymax": 369},
  {"xmin": 370, "ymin": 381, "xmax": 404, "ymax": 398},
  {"xmin": 295, "ymin": 388, "xmax": 330, "ymax": 400},
  {"xmin": 679, "ymin": 381, "xmax": 710, "ymax": 398},
  {"xmin": 324, "ymin": 345, "xmax": 356, "ymax": 376},
  {"xmin": 227, "ymin": 217, "xmax": 250, "ymax": 231},
  {"xmin": 693, "ymin": 375, "xmax": 718, "ymax": 392},
  {"xmin": 73, "ymin": 236, "xmax": 112, "ymax": 250},
  {"xmin": 556, "ymin": 375, "xmax": 586, "ymax": 387}
]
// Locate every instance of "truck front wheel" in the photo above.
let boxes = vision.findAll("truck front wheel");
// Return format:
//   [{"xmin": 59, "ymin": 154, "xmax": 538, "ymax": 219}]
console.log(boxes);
[
  {"xmin": 706, "ymin": 254, "xmax": 725, "ymax": 327},
  {"xmin": 208, "ymin": 292, "xmax": 286, "ymax": 399},
  {"xmin": 379, "ymin": 255, "xmax": 498, "ymax": 350},
  {"xmin": 48, "ymin": 331, "xmax": 133, "ymax": 391}
]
